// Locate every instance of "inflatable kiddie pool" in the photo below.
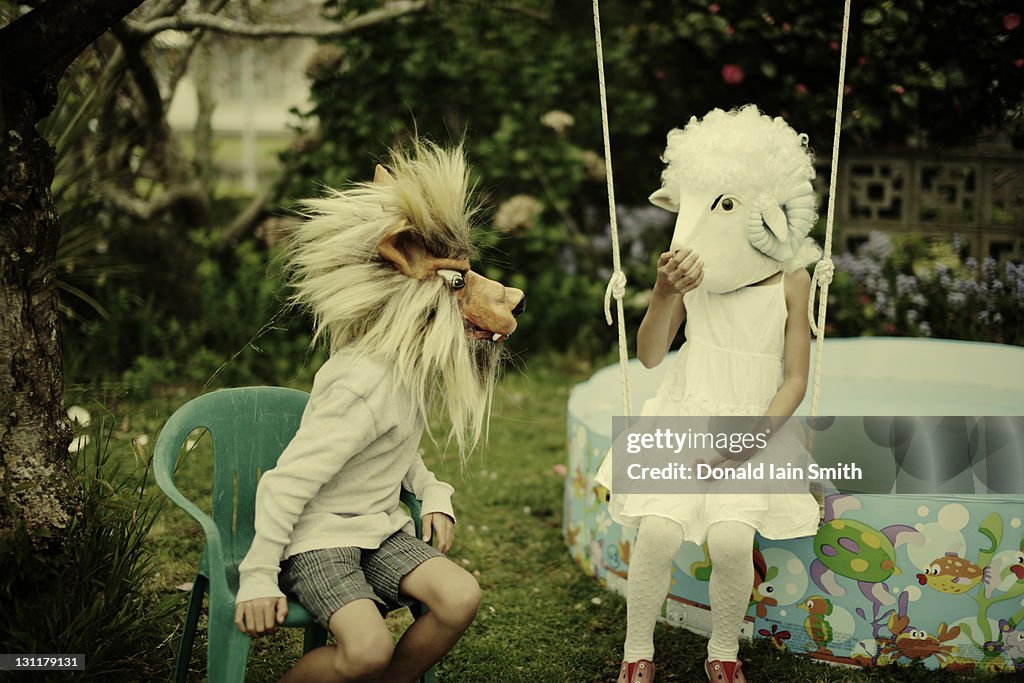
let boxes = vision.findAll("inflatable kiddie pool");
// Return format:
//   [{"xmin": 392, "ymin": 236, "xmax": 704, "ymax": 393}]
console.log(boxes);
[{"xmin": 564, "ymin": 338, "xmax": 1024, "ymax": 674}]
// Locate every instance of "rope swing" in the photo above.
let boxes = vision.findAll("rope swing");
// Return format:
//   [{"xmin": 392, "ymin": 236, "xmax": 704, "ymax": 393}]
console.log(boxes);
[
  {"xmin": 592, "ymin": 0, "xmax": 632, "ymax": 418},
  {"xmin": 591, "ymin": 0, "xmax": 852, "ymax": 428}
]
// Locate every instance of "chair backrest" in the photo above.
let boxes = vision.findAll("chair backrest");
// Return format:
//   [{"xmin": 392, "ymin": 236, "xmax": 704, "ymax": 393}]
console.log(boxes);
[{"xmin": 158, "ymin": 386, "xmax": 310, "ymax": 568}]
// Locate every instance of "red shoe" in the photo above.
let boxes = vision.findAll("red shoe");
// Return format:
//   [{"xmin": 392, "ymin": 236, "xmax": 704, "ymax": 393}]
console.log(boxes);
[
  {"xmin": 705, "ymin": 659, "xmax": 746, "ymax": 683},
  {"xmin": 616, "ymin": 659, "xmax": 655, "ymax": 683}
]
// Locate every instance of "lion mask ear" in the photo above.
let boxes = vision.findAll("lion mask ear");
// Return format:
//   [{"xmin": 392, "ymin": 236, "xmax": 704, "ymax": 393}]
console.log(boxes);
[
  {"xmin": 377, "ymin": 220, "xmax": 471, "ymax": 279},
  {"xmin": 373, "ymin": 164, "xmax": 395, "ymax": 185},
  {"xmin": 377, "ymin": 220, "xmax": 435, "ymax": 279}
]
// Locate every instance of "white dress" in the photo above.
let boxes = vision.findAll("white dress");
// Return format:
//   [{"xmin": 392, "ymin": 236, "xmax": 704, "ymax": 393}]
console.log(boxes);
[{"xmin": 596, "ymin": 276, "xmax": 820, "ymax": 545}]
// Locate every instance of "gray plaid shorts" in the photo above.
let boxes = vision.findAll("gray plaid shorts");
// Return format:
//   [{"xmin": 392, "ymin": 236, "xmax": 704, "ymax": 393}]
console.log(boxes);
[{"xmin": 279, "ymin": 530, "xmax": 443, "ymax": 629}]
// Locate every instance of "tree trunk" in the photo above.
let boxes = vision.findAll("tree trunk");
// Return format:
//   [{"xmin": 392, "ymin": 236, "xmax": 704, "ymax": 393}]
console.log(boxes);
[
  {"xmin": 0, "ymin": 83, "xmax": 79, "ymax": 548},
  {"xmin": 0, "ymin": 0, "xmax": 147, "ymax": 550}
]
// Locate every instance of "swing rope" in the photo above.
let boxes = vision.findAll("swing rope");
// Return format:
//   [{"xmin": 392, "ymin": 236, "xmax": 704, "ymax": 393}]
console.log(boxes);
[
  {"xmin": 593, "ymin": 0, "xmax": 632, "ymax": 418},
  {"xmin": 808, "ymin": 0, "xmax": 851, "ymax": 424}
]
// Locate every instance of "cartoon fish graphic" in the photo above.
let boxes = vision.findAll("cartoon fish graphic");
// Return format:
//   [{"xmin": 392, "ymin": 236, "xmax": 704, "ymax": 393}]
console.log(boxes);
[{"xmin": 917, "ymin": 551, "xmax": 984, "ymax": 594}]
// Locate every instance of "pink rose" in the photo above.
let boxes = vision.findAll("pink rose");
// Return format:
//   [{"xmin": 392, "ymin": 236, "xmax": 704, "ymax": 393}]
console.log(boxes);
[
  {"xmin": 709, "ymin": 3, "xmax": 720, "ymax": 14},
  {"xmin": 830, "ymin": 40, "xmax": 840, "ymax": 51},
  {"xmin": 892, "ymin": 84, "xmax": 906, "ymax": 95},
  {"xmin": 1004, "ymin": 13, "xmax": 1021, "ymax": 31},
  {"xmin": 721, "ymin": 64, "xmax": 744, "ymax": 85},
  {"xmin": 795, "ymin": 83, "xmax": 808, "ymax": 94}
]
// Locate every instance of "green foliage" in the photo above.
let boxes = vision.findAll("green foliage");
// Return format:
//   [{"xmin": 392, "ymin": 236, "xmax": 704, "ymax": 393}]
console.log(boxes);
[
  {"xmin": 827, "ymin": 232, "xmax": 1024, "ymax": 344},
  {"xmin": 0, "ymin": 419, "xmax": 176, "ymax": 680},
  {"xmin": 64, "ymin": 231, "xmax": 324, "ymax": 392}
]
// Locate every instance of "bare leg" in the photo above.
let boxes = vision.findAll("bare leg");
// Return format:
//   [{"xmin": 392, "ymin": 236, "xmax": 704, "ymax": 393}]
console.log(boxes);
[
  {"xmin": 378, "ymin": 556, "xmax": 481, "ymax": 683},
  {"xmin": 279, "ymin": 599, "xmax": 393, "ymax": 683}
]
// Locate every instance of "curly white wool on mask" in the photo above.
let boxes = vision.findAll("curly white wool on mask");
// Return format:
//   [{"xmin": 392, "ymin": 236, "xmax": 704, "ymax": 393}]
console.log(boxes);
[
  {"xmin": 660, "ymin": 105, "xmax": 822, "ymax": 271},
  {"xmin": 285, "ymin": 141, "xmax": 501, "ymax": 459}
]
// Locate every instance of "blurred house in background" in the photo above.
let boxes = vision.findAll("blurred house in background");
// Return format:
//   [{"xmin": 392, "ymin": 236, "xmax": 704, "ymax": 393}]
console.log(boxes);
[{"xmin": 165, "ymin": 34, "xmax": 315, "ymax": 193}]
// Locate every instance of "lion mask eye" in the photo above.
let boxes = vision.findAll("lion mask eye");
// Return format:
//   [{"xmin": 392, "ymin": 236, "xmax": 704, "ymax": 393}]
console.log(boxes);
[{"xmin": 437, "ymin": 269, "xmax": 466, "ymax": 290}]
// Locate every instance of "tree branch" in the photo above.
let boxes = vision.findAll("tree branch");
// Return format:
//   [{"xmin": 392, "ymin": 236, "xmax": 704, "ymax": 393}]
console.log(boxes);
[
  {"xmin": 101, "ymin": 181, "xmax": 209, "ymax": 222},
  {"xmin": 0, "ymin": 0, "xmax": 145, "ymax": 84},
  {"xmin": 127, "ymin": 0, "xmax": 428, "ymax": 39}
]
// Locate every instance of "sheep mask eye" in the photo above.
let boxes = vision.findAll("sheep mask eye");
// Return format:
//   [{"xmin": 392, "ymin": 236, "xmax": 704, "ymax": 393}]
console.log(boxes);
[
  {"xmin": 437, "ymin": 269, "xmax": 466, "ymax": 290},
  {"xmin": 711, "ymin": 195, "xmax": 740, "ymax": 213}
]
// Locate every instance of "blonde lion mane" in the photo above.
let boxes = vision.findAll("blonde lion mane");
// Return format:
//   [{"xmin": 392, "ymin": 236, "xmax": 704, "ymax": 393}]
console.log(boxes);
[{"xmin": 287, "ymin": 140, "xmax": 499, "ymax": 461}]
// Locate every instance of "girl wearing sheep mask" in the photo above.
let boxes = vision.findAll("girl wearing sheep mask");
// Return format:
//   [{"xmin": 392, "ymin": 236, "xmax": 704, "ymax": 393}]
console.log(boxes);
[{"xmin": 597, "ymin": 105, "xmax": 822, "ymax": 683}]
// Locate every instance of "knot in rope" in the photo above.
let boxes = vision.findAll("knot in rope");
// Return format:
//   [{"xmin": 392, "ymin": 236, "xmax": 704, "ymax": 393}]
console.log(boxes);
[
  {"xmin": 808, "ymin": 257, "xmax": 835, "ymax": 336},
  {"xmin": 813, "ymin": 257, "xmax": 835, "ymax": 287},
  {"xmin": 604, "ymin": 270, "xmax": 627, "ymax": 325}
]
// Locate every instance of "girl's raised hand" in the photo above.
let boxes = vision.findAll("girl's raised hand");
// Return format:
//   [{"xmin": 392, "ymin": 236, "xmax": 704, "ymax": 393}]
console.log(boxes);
[{"xmin": 654, "ymin": 248, "xmax": 704, "ymax": 297}]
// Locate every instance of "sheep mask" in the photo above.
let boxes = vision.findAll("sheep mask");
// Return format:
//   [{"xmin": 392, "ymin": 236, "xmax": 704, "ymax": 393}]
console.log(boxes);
[
  {"xmin": 649, "ymin": 105, "xmax": 820, "ymax": 293},
  {"xmin": 288, "ymin": 140, "xmax": 525, "ymax": 457}
]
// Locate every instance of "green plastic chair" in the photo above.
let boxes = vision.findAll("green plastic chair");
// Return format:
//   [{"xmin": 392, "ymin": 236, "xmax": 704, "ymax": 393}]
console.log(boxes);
[{"xmin": 154, "ymin": 386, "xmax": 437, "ymax": 683}]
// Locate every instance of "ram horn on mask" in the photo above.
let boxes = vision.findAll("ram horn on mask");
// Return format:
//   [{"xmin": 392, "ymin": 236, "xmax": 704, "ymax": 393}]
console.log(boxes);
[{"xmin": 747, "ymin": 167, "xmax": 817, "ymax": 263}]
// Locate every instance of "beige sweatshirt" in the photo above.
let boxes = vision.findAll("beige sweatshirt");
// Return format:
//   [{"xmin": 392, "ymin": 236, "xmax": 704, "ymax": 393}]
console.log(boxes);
[{"xmin": 236, "ymin": 350, "xmax": 455, "ymax": 603}]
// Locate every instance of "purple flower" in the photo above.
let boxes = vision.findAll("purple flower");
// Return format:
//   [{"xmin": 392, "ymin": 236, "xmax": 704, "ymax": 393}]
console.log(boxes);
[
  {"xmin": 863, "ymin": 231, "xmax": 892, "ymax": 260},
  {"xmin": 896, "ymin": 274, "xmax": 918, "ymax": 297}
]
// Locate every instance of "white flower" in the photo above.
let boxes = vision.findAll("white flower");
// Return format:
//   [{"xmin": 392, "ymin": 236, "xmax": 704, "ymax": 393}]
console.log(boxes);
[
  {"xmin": 540, "ymin": 110, "xmax": 575, "ymax": 135},
  {"xmin": 68, "ymin": 435, "xmax": 90, "ymax": 454},
  {"xmin": 67, "ymin": 405, "xmax": 91, "ymax": 427},
  {"xmin": 134, "ymin": 434, "xmax": 149, "ymax": 446},
  {"xmin": 591, "ymin": 597, "xmax": 603, "ymax": 605},
  {"xmin": 493, "ymin": 194, "xmax": 543, "ymax": 235}
]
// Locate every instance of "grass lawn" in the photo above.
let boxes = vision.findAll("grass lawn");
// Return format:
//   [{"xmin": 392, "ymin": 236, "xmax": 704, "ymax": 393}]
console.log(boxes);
[{"xmin": 79, "ymin": 354, "xmax": 1001, "ymax": 682}]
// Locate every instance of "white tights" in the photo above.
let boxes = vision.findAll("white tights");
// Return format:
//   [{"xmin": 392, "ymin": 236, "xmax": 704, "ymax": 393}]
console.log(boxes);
[{"xmin": 622, "ymin": 516, "xmax": 755, "ymax": 663}]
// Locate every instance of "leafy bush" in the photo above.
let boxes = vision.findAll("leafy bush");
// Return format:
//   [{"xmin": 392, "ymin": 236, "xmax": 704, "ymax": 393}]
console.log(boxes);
[
  {"xmin": 0, "ymin": 419, "xmax": 176, "ymax": 680},
  {"xmin": 827, "ymin": 231, "xmax": 1024, "ymax": 344},
  {"xmin": 64, "ymin": 232, "xmax": 324, "ymax": 392}
]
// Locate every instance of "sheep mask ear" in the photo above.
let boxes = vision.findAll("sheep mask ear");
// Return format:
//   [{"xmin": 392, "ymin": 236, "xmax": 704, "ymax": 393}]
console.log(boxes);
[
  {"xmin": 648, "ymin": 187, "xmax": 679, "ymax": 212},
  {"xmin": 374, "ymin": 164, "xmax": 470, "ymax": 279},
  {"xmin": 747, "ymin": 167, "xmax": 817, "ymax": 262}
]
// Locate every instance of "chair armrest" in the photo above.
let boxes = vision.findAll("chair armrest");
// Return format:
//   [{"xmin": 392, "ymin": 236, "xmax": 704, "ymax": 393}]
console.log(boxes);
[
  {"xmin": 400, "ymin": 488, "xmax": 424, "ymax": 540},
  {"xmin": 154, "ymin": 420, "xmax": 231, "ymax": 603}
]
